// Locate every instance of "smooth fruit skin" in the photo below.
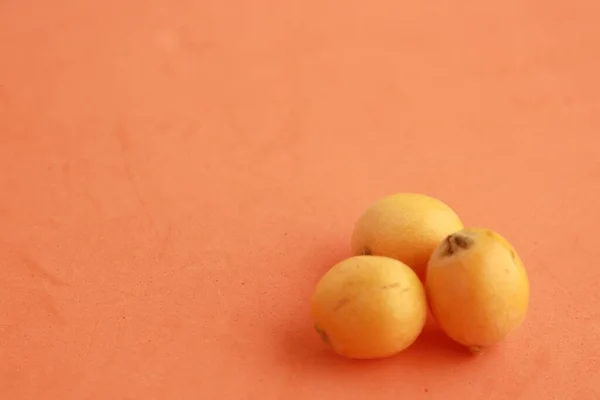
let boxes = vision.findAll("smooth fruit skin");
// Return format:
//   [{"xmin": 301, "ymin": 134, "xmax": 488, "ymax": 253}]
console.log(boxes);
[
  {"xmin": 351, "ymin": 193, "xmax": 463, "ymax": 278},
  {"xmin": 426, "ymin": 228, "xmax": 530, "ymax": 352},
  {"xmin": 311, "ymin": 256, "xmax": 427, "ymax": 359}
]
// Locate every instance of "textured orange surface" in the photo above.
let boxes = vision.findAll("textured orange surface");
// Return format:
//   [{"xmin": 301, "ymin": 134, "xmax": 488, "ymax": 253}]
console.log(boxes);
[{"xmin": 1, "ymin": 1, "xmax": 599, "ymax": 399}]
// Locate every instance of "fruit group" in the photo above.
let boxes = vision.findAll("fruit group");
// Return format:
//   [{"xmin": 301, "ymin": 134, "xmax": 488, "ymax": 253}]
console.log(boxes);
[
  {"xmin": 351, "ymin": 193, "xmax": 463, "ymax": 278},
  {"xmin": 426, "ymin": 228, "xmax": 530, "ymax": 353},
  {"xmin": 311, "ymin": 255, "xmax": 427, "ymax": 359}
]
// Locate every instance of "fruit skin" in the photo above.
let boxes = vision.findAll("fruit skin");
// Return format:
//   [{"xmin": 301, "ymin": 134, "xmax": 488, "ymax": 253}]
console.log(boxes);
[
  {"xmin": 426, "ymin": 228, "xmax": 530, "ymax": 352},
  {"xmin": 350, "ymin": 193, "xmax": 463, "ymax": 278},
  {"xmin": 311, "ymin": 255, "xmax": 427, "ymax": 359}
]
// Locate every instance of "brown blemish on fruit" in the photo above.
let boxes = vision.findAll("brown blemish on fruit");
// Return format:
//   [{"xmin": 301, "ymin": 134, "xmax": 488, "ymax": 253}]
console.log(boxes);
[
  {"xmin": 510, "ymin": 250, "xmax": 517, "ymax": 263},
  {"xmin": 314, "ymin": 324, "xmax": 331, "ymax": 345},
  {"xmin": 454, "ymin": 234, "xmax": 474, "ymax": 249},
  {"xmin": 380, "ymin": 282, "xmax": 401, "ymax": 290},
  {"xmin": 362, "ymin": 247, "xmax": 372, "ymax": 255},
  {"xmin": 334, "ymin": 298, "xmax": 351, "ymax": 311},
  {"xmin": 467, "ymin": 345, "xmax": 486, "ymax": 355},
  {"xmin": 442, "ymin": 233, "xmax": 474, "ymax": 256}
]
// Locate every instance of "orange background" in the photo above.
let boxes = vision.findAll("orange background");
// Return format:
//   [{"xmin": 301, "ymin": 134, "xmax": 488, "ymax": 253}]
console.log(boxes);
[{"xmin": 1, "ymin": 1, "xmax": 599, "ymax": 399}]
